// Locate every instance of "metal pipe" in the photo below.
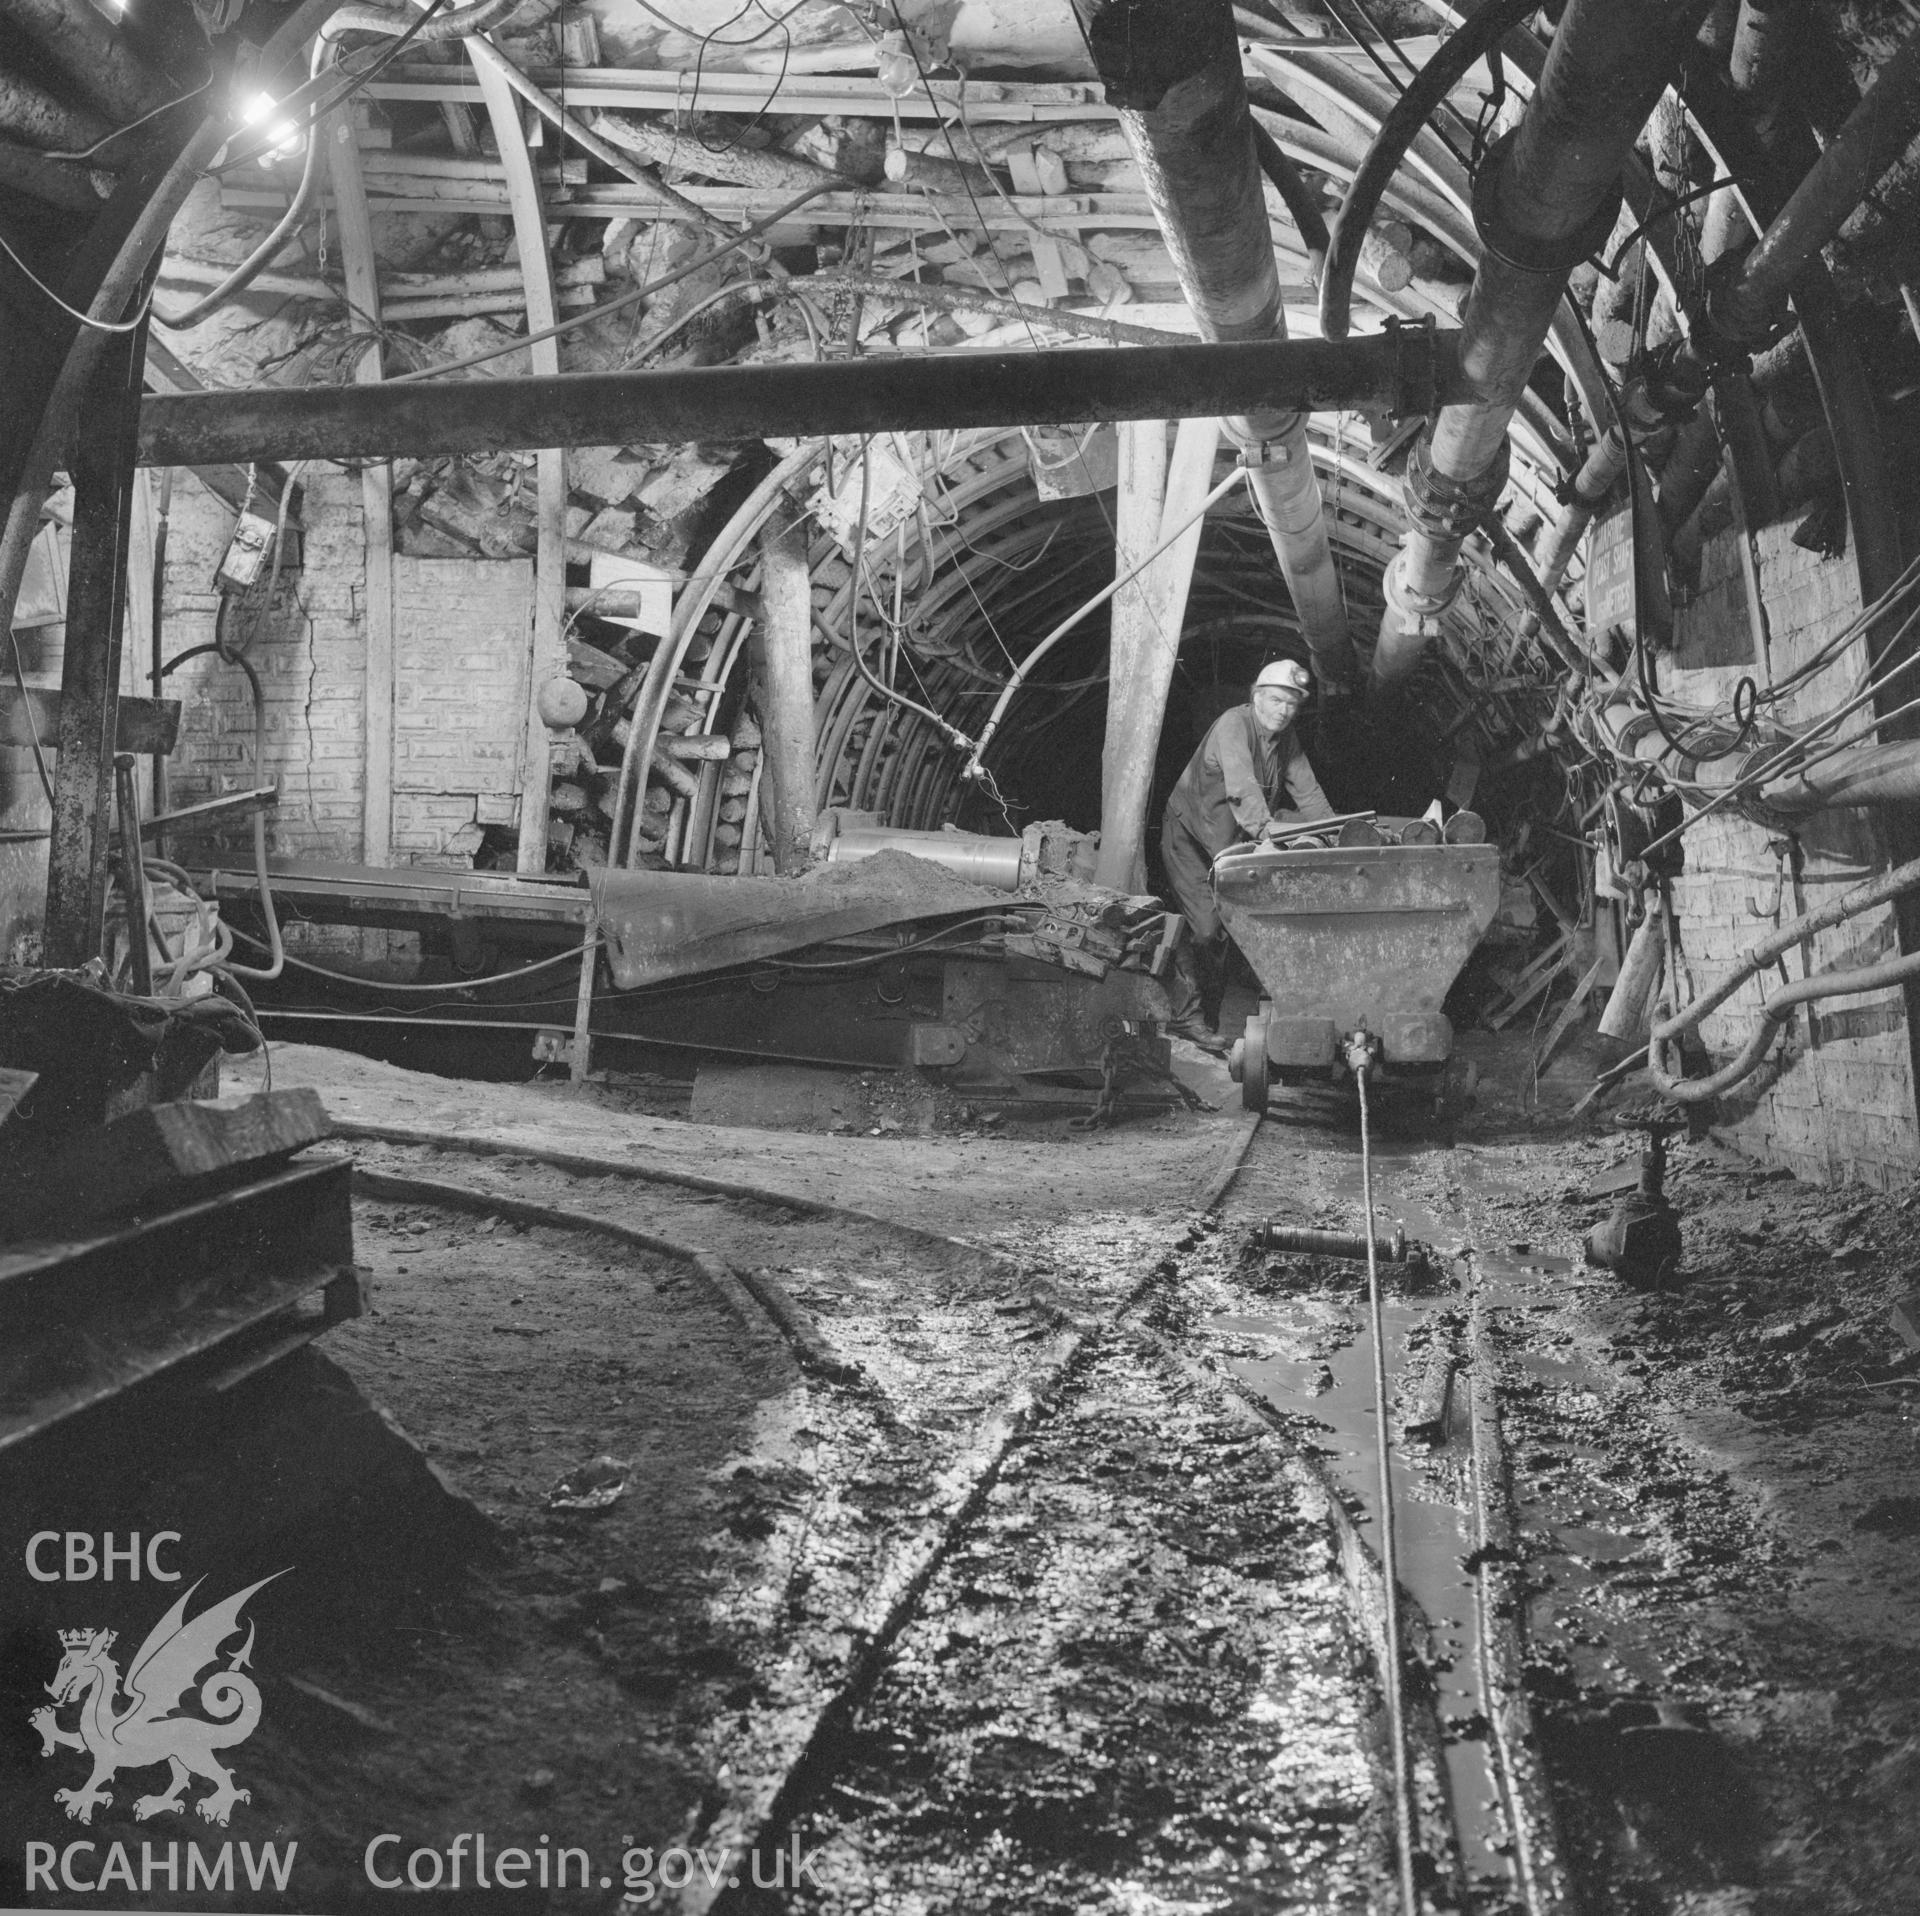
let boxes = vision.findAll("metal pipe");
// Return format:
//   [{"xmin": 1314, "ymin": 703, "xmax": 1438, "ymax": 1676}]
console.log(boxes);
[
  {"xmin": 1073, "ymin": 0, "xmax": 1353, "ymax": 687},
  {"xmin": 1761, "ymin": 738, "xmax": 1920, "ymax": 815},
  {"xmin": 1256, "ymin": 1220, "xmax": 1409, "ymax": 1262},
  {"xmin": 1372, "ymin": 0, "xmax": 1711, "ymax": 690},
  {"xmin": 137, "ymin": 331, "xmax": 1471, "ymax": 469},
  {"xmin": 1711, "ymin": 20, "xmax": 1920, "ymax": 346},
  {"xmin": 1515, "ymin": 424, "xmax": 1626, "ymax": 644},
  {"xmin": 825, "ymin": 826, "xmax": 1023, "ymax": 891},
  {"xmin": 1482, "ymin": 516, "xmax": 1592, "ymax": 674}
]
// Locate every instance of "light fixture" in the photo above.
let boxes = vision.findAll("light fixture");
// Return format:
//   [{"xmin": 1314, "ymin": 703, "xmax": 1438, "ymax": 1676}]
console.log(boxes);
[{"xmin": 241, "ymin": 90, "xmax": 302, "ymax": 164}]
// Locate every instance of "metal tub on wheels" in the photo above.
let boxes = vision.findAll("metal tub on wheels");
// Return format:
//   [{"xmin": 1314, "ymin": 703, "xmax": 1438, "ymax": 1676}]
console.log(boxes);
[{"xmin": 1214, "ymin": 841, "xmax": 1502, "ymax": 1113}]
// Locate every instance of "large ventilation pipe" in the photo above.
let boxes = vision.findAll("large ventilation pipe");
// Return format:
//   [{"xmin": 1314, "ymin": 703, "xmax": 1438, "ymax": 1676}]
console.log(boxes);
[
  {"xmin": 1371, "ymin": 0, "xmax": 1713, "ymax": 690},
  {"xmin": 1072, "ymin": 0, "xmax": 1353, "ymax": 689},
  {"xmin": 1710, "ymin": 22, "xmax": 1920, "ymax": 346},
  {"xmin": 1627, "ymin": 17, "xmax": 1920, "ymax": 426}
]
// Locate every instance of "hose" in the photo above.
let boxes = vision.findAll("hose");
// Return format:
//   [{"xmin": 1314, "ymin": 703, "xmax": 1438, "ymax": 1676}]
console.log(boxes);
[
  {"xmin": 1643, "ymin": 850, "xmax": 1920, "ymax": 1100},
  {"xmin": 1250, "ymin": 120, "xmax": 1330, "ymax": 279},
  {"xmin": 154, "ymin": 113, "xmax": 325, "ymax": 329},
  {"xmin": 159, "ymin": 640, "xmax": 285, "ymax": 982},
  {"xmin": 1650, "ymin": 948, "xmax": 1920, "ymax": 1101}
]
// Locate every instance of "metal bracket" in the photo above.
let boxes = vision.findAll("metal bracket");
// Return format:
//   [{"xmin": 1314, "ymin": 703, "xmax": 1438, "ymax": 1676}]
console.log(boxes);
[{"xmin": 1382, "ymin": 315, "xmax": 1440, "ymax": 422}]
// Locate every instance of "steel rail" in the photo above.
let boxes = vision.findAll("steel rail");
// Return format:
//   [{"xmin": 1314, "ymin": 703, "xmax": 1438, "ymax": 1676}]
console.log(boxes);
[
  {"xmin": 347, "ymin": 1159, "xmax": 859, "ymax": 1380},
  {"xmin": 1349, "ymin": 1045, "xmax": 1421, "ymax": 1916},
  {"xmin": 694, "ymin": 1106, "xmax": 1268, "ymax": 1909},
  {"xmin": 1466, "ymin": 1264, "xmax": 1581, "ymax": 1913}
]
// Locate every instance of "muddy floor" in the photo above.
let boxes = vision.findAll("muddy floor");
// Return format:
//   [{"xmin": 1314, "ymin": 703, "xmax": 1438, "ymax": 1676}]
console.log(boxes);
[{"xmin": 6, "ymin": 1034, "xmax": 1919, "ymax": 1914}]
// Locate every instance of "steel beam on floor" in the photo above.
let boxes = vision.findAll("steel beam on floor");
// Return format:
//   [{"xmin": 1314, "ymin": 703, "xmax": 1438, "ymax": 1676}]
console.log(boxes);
[
  {"xmin": 136, "ymin": 331, "xmax": 1470, "ymax": 467},
  {"xmin": 0, "ymin": 1156, "xmax": 358, "ymax": 1452}
]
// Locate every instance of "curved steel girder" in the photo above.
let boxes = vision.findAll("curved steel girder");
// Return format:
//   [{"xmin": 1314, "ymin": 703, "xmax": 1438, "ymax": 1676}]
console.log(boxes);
[
  {"xmin": 469, "ymin": 43, "xmax": 566, "ymax": 876},
  {"xmin": 669, "ymin": 393, "xmax": 1572, "ymax": 855},
  {"xmin": 610, "ymin": 439, "xmax": 826, "ymax": 864}
]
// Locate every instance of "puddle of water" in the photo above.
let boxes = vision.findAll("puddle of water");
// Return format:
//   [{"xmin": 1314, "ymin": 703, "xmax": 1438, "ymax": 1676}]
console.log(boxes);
[
  {"xmin": 1236, "ymin": 1295, "xmax": 1510, "ymax": 1881},
  {"xmin": 1210, "ymin": 1314, "xmax": 1305, "ymax": 1340},
  {"xmin": 1516, "ymin": 1349, "xmax": 1609, "ymax": 1390},
  {"xmin": 1474, "ymin": 1249, "xmax": 1578, "ymax": 1284},
  {"xmin": 1328, "ymin": 1159, "xmax": 1460, "ymax": 1251},
  {"xmin": 1553, "ymin": 1523, "xmax": 1647, "ymax": 1562}
]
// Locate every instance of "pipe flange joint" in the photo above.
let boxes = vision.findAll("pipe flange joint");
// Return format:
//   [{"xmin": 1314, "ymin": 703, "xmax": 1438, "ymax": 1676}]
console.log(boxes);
[
  {"xmin": 1383, "ymin": 549, "xmax": 1460, "ymax": 635},
  {"xmin": 1470, "ymin": 129, "xmax": 1624, "ymax": 278},
  {"xmin": 1403, "ymin": 434, "xmax": 1510, "ymax": 542}
]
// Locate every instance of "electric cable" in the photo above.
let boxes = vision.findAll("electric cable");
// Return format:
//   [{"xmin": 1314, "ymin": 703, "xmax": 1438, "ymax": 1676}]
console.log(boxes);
[
  {"xmin": 843, "ymin": 439, "xmax": 978, "ymax": 751},
  {"xmin": 967, "ymin": 465, "xmax": 1249, "ymax": 773},
  {"xmin": 223, "ymin": 920, "xmax": 601, "ymax": 989},
  {"xmin": 759, "ymin": 912, "xmax": 1017, "ymax": 969},
  {"xmin": 39, "ymin": 78, "xmax": 215, "ymax": 163},
  {"xmin": 0, "ymin": 227, "xmax": 155, "ymax": 333}
]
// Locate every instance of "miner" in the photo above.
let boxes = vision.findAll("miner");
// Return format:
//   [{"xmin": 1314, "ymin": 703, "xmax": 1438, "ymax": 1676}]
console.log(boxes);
[{"xmin": 1161, "ymin": 657, "xmax": 1335, "ymax": 1049}]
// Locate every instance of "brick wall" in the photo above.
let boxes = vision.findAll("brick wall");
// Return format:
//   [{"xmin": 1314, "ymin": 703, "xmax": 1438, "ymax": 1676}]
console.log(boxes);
[
  {"xmin": 1666, "ymin": 523, "xmax": 1920, "ymax": 1189},
  {"xmin": 390, "ymin": 556, "xmax": 533, "ymax": 862},
  {"xmin": 153, "ymin": 468, "xmax": 373, "ymax": 867},
  {"xmin": 155, "ymin": 481, "xmax": 535, "ymax": 873}
]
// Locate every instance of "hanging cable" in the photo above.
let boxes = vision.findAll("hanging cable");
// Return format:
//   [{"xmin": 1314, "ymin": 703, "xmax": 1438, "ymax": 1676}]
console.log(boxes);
[
  {"xmin": 844, "ymin": 439, "xmax": 978, "ymax": 751},
  {"xmin": 0, "ymin": 227, "xmax": 156, "ymax": 334},
  {"xmin": 966, "ymin": 465, "xmax": 1248, "ymax": 775}
]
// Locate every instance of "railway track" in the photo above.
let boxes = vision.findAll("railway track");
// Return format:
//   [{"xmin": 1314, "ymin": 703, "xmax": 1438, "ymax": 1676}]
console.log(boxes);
[{"xmin": 306, "ymin": 1093, "xmax": 1576, "ymax": 1916}]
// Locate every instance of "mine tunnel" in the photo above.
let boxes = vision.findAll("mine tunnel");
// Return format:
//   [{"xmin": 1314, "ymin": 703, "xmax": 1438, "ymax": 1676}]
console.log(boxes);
[{"xmin": 3, "ymin": 0, "xmax": 1920, "ymax": 1908}]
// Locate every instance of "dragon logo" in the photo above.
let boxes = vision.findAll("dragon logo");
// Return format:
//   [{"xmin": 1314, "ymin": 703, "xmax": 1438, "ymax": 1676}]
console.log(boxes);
[{"xmin": 30, "ymin": 1572, "xmax": 287, "ymax": 1827}]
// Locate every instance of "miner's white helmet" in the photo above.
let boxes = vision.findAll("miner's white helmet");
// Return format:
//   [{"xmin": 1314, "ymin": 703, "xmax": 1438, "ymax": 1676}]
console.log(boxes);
[{"xmin": 1253, "ymin": 658, "xmax": 1312, "ymax": 695}]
